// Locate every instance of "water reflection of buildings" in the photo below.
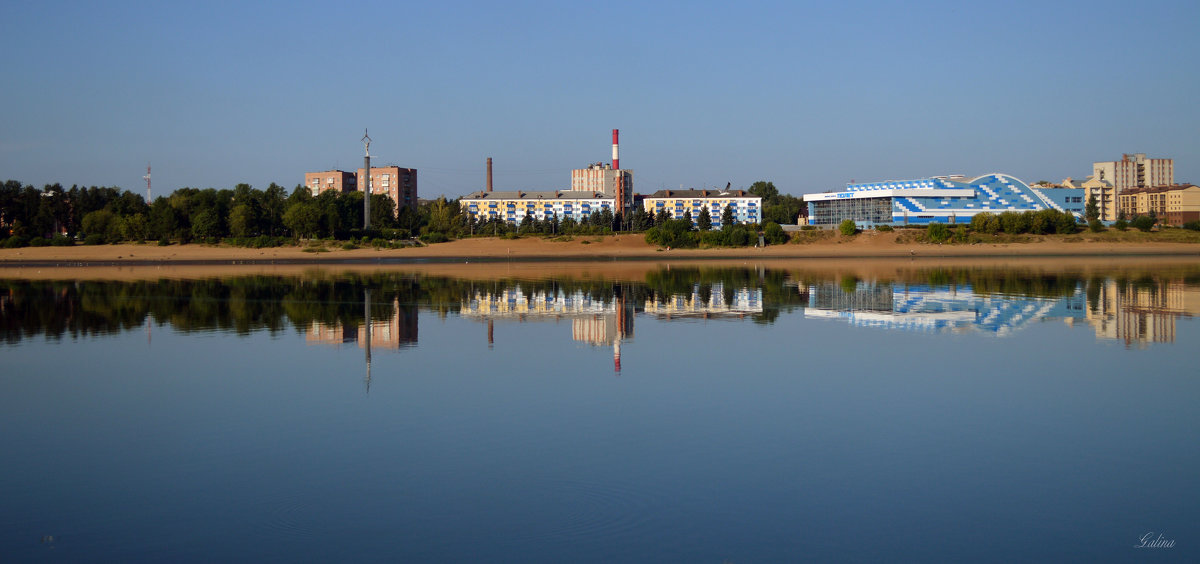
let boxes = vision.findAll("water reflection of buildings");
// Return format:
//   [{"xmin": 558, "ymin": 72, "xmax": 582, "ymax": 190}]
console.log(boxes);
[
  {"xmin": 804, "ymin": 282, "xmax": 1085, "ymax": 336},
  {"xmin": 461, "ymin": 287, "xmax": 635, "ymax": 371},
  {"xmin": 459, "ymin": 283, "xmax": 764, "ymax": 371},
  {"xmin": 1085, "ymin": 280, "xmax": 1200, "ymax": 347},
  {"xmin": 305, "ymin": 297, "xmax": 419, "ymax": 350},
  {"xmin": 642, "ymin": 283, "xmax": 764, "ymax": 319},
  {"xmin": 804, "ymin": 279, "xmax": 1199, "ymax": 346}
]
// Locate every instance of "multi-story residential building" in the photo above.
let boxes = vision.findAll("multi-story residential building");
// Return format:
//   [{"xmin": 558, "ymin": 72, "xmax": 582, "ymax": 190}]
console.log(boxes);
[
  {"xmin": 304, "ymin": 166, "xmax": 418, "ymax": 214},
  {"xmin": 1117, "ymin": 184, "xmax": 1200, "ymax": 225},
  {"xmin": 1092, "ymin": 153, "xmax": 1173, "ymax": 193},
  {"xmin": 357, "ymin": 166, "xmax": 417, "ymax": 213},
  {"xmin": 642, "ymin": 189, "xmax": 762, "ymax": 226},
  {"xmin": 571, "ymin": 162, "xmax": 633, "ymax": 215},
  {"xmin": 1062, "ymin": 175, "xmax": 1117, "ymax": 221},
  {"xmin": 304, "ymin": 170, "xmax": 358, "ymax": 195},
  {"xmin": 459, "ymin": 190, "xmax": 615, "ymax": 224}
]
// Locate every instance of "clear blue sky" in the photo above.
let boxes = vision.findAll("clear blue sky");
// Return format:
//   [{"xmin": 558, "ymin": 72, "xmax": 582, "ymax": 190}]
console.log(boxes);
[{"xmin": 2, "ymin": 0, "xmax": 1198, "ymax": 198}]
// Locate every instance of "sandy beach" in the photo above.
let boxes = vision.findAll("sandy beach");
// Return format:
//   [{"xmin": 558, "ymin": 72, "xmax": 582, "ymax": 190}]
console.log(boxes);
[
  {"xmin": 3, "ymin": 232, "xmax": 1199, "ymax": 281},
  {"xmin": 3, "ymin": 231, "xmax": 1200, "ymax": 266}
]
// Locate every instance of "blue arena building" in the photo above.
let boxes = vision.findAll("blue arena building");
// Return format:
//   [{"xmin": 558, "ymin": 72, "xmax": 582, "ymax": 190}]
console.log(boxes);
[{"xmin": 804, "ymin": 174, "xmax": 1085, "ymax": 227}]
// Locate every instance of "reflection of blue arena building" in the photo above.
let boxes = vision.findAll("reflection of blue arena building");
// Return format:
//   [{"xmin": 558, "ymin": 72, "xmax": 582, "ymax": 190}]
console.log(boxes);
[
  {"xmin": 805, "ymin": 282, "xmax": 1087, "ymax": 335},
  {"xmin": 804, "ymin": 174, "xmax": 1086, "ymax": 227}
]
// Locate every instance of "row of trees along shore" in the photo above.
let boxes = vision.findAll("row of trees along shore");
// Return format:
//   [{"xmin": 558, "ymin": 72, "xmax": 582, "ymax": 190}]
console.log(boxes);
[
  {"xmin": 0, "ymin": 179, "xmax": 804, "ymax": 249},
  {"xmin": 12, "ymin": 180, "xmax": 1187, "ymax": 249}
]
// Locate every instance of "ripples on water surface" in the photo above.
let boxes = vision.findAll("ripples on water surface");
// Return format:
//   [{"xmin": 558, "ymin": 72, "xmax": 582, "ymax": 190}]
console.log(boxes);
[{"xmin": 2, "ymin": 260, "xmax": 1198, "ymax": 562}]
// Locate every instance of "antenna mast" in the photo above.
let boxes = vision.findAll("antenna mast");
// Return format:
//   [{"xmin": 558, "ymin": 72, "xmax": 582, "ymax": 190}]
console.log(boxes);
[
  {"xmin": 362, "ymin": 129, "xmax": 372, "ymax": 230},
  {"xmin": 143, "ymin": 164, "xmax": 151, "ymax": 203}
]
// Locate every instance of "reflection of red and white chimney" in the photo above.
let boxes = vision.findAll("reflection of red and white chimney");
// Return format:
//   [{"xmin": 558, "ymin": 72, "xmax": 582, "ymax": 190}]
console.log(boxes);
[
  {"xmin": 613, "ymin": 339, "xmax": 621, "ymax": 373},
  {"xmin": 612, "ymin": 129, "xmax": 619, "ymax": 170}
]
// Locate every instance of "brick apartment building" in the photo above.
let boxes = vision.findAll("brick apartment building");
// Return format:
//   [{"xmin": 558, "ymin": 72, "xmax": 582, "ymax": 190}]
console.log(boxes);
[{"xmin": 303, "ymin": 166, "xmax": 417, "ymax": 213}]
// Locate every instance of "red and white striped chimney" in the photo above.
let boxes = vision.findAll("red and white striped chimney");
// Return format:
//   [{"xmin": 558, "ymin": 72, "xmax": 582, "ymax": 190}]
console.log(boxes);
[{"xmin": 611, "ymin": 129, "xmax": 619, "ymax": 170}]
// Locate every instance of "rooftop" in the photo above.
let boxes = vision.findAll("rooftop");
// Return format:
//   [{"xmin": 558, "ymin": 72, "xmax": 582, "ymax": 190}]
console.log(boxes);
[{"xmin": 644, "ymin": 189, "xmax": 755, "ymax": 198}]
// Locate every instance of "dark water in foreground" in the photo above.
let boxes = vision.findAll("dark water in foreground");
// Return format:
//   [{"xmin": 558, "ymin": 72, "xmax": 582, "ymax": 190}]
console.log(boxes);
[{"xmin": 2, "ymin": 263, "xmax": 1198, "ymax": 562}]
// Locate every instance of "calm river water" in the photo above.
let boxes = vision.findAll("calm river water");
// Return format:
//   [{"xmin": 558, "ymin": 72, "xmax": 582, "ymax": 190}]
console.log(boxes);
[{"xmin": 2, "ymin": 259, "xmax": 1198, "ymax": 562}]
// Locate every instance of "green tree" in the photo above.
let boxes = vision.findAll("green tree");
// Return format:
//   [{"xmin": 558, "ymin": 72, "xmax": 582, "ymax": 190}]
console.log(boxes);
[
  {"xmin": 999, "ymin": 211, "xmax": 1030, "ymax": 234},
  {"xmin": 191, "ymin": 208, "xmax": 223, "ymax": 239},
  {"xmin": 1055, "ymin": 211, "xmax": 1078, "ymax": 234},
  {"xmin": 424, "ymin": 197, "xmax": 456, "ymax": 237},
  {"xmin": 970, "ymin": 212, "xmax": 1001, "ymax": 234},
  {"xmin": 748, "ymin": 180, "xmax": 779, "ymax": 202},
  {"xmin": 370, "ymin": 194, "xmax": 397, "ymax": 229},
  {"xmin": 81, "ymin": 209, "xmax": 116, "ymax": 242},
  {"xmin": 599, "ymin": 208, "xmax": 614, "ymax": 231},
  {"xmin": 518, "ymin": 212, "xmax": 535, "ymax": 234},
  {"xmin": 149, "ymin": 198, "xmax": 182, "ymax": 240},
  {"xmin": 721, "ymin": 204, "xmax": 735, "ymax": 227},
  {"xmin": 261, "ymin": 183, "xmax": 289, "ymax": 236},
  {"xmin": 654, "ymin": 209, "xmax": 669, "ymax": 226},
  {"xmin": 1085, "ymin": 194, "xmax": 1100, "ymax": 222},
  {"xmin": 697, "ymin": 207, "xmax": 712, "ymax": 231},
  {"xmin": 839, "ymin": 219, "xmax": 857, "ymax": 236},
  {"xmin": 122, "ymin": 213, "xmax": 149, "ymax": 242},
  {"xmin": 927, "ymin": 222, "xmax": 950, "ymax": 242},
  {"xmin": 283, "ymin": 201, "xmax": 322, "ymax": 238},
  {"xmin": 228, "ymin": 203, "xmax": 257, "ymax": 238},
  {"xmin": 1132, "ymin": 215, "xmax": 1156, "ymax": 232},
  {"xmin": 763, "ymin": 221, "xmax": 788, "ymax": 245}
]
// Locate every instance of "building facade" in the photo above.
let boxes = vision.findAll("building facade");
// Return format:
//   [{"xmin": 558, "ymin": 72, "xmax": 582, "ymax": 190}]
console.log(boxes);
[
  {"xmin": 1092, "ymin": 153, "xmax": 1173, "ymax": 193},
  {"xmin": 304, "ymin": 170, "xmax": 358, "ymax": 195},
  {"xmin": 1063, "ymin": 175, "xmax": 1117, "ymax": 221},
  {"xmin": 641, "ymin": 189, "xmax": 761, "ymax": 225},
  {"xmin": 304, "ymin": 166, "xmax": 417, "ymax": 214},
  {"xmin": 803, "ymin": 174, "xmax": 1084, "ymax": 227},
  {"xmin": 357, "ymin": 166, "xmax": 417, "ymax": 213},
  {"xmin": 1116, "ymin": 184, "xmax": 1200, "ymax": 225},
  {"xmin": 460, "ymin": 190, "xmax": 615, "ymax": 224},
  {"xmin": 571, "ymin": 163, "xmax": 633, "ymax": 215}
]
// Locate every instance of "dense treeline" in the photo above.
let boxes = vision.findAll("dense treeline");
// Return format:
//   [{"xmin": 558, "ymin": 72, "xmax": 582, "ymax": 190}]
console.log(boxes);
[
  {"xmin": 0, "ymin": 179, "xmax": 446, "ymax": 247},
  {"xmin": 1, "ymin": 179, "xmax": 794, "ymax": 248}
]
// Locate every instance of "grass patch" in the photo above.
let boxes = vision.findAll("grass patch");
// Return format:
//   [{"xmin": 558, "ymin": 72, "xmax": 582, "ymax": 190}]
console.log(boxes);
[{"xmin": 790, "ymin": 230, "xmax": 836, "ymax": 244}]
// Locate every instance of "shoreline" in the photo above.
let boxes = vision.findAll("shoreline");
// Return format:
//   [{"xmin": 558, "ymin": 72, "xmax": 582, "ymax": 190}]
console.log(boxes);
[
  {"xmin": 4, "ymin": 235, "xmax": 1200, "ymax": 266},
  {"xmin": 3, "ymin": 236, "xmax": 1199, "ymax": 282}
]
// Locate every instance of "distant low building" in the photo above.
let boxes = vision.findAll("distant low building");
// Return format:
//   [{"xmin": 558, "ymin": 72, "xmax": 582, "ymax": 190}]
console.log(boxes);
[{"xmin": 641, "ymin": 189, "xmax": 761, "ymax": 226}]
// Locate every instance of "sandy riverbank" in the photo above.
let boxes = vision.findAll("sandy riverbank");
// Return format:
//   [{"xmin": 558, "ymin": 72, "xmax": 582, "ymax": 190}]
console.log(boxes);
[
  {"xmin": 3, "ymin": 231, "xmax": 1200, "ymax": 265},
  {"xmin": 3, "ymin": 232, "xmax": 1199, "ymax": 281}
]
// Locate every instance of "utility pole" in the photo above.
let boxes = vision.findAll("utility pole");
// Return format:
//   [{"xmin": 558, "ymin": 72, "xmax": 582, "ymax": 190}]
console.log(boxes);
[{"xmin": 362, "ymin": 129, "xmax": 372, "ymax": 231}]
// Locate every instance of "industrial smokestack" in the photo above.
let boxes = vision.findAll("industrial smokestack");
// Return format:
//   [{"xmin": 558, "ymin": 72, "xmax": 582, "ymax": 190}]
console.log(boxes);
[
  {"xmin": 612, "ymin": 129, "xmax": 619, "ymax": 170},
  {"xmin": 487, "ymin": 157, "xmax": 493, "ymax": 192}
]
